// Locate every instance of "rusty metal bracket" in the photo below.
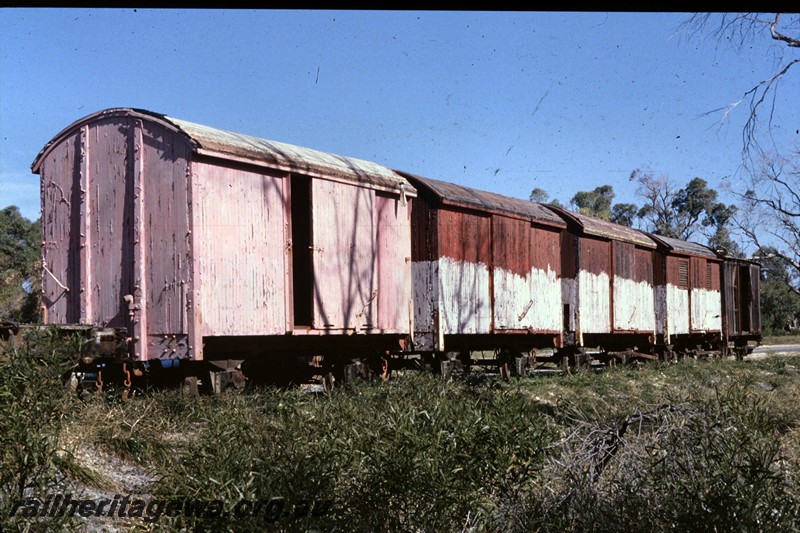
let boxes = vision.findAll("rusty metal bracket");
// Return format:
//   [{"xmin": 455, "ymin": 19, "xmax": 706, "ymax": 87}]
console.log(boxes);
[
  {"xmin": 123, "ymin": 363, "xmax": 132, "ymax": 388},
  {"xmin": 381, "ymin": 354, "xmax": 391, "ymax": 382},
  {"xmin": 94, "ymin": 369, "xmax": 104, "ymax": 400}
]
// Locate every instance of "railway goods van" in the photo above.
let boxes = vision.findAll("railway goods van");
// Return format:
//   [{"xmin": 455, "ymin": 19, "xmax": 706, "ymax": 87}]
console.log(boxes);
[{"xmin": 28, "ymin": 108, "xmax": 762, "ymax": 392}]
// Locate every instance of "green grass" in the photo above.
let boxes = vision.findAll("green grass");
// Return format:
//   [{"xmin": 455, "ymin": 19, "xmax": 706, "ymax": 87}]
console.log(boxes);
[
  {"xmin": 0, "ymin": 327, "xmax": 90, "ymax": 530},
  {"xmin": 761, "ymin": 334, "xmax": 800, "ymax": 346}
]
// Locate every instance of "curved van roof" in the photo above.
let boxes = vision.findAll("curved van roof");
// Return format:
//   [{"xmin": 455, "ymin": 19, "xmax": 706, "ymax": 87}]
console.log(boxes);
[{"xmin": 32, "ymin": 108, "xmax": 415, "ymax": 196}]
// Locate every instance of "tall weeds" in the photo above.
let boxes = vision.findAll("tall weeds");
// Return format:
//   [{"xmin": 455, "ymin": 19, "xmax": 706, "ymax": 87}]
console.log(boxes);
[
  {"xmin": 156, "ymin": 376, "xmax": 555, "ymax": 531},
  {"xmin": 0, "ymin": 327, "xmax": 84, "ymax": 530},
  {"xmin": 529, "ymin": 371, "xmax": 800, "ymax": 532},
  {"xmin": 2, "ymin": 334, "xmax": 799, "ymax": 532}
]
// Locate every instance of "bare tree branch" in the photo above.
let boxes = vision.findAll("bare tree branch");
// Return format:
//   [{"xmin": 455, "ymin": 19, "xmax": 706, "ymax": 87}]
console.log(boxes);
[
  {"xmin": 739, "ymin": 57, "xmax": 800, "ymax": 162},
  {"xmin": 771, "ymin": 13, "xmax": 800, "ymax": 48},
  {"xmin": 730, "ymin": 151, "xmax": 800, "ymax": 294},
  {"xmin": 686, "ymin": 13, "xmax": 800, "ymax": 163}
]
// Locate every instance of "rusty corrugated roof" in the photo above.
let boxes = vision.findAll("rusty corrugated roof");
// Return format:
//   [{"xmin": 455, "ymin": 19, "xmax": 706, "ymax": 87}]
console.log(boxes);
[
  {"xmin": 646, "ymin": 233, "xmax": 718, "ymax": 258},
  {"xmin": 32, "ymin": 108, "xmax": 415, "ymax": 196},
  {"xmin": 546, "ymin": 206, "xmax": 657, "ymax": 248},
  {"xmin": 400, "ymin": 172, "xmax": 566, "ymax": 227}
]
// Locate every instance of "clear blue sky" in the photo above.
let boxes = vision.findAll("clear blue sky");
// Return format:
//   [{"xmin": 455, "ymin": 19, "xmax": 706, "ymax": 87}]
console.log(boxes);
[{"xmin": 1, "ymin": 9, "xmax": 797, "ymax": 224}]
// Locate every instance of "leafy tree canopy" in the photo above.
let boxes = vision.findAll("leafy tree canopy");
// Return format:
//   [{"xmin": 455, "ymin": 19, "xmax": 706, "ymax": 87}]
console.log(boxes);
[
  {"xmin": 570, "ymin": 185, "xmax": 614, "ymax": 220},
  {"xmin": 529, "ymin": 187, "xmax": 565, "ymax": 209},
  {"xmin": 0, "ymin": 206, "xmax": 40, "ymax": 322}
]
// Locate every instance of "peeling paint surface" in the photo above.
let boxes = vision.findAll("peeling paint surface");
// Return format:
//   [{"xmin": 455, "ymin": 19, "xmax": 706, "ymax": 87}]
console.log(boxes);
[
  {"xmin": 439, "ymin": 257, "xmax": 491, "ymax": 335},
  {"xmin": 376, "ymin": 193, "xmax": 412, "ymax": 332},
  {"xmin": 141, "ymin": 121, "xmax": 192, "ymax": 337},
  {"xmin": 437, "ymin": 210, "xmax": 491, "ymax": 266},
  {"xmin": 493, "ymin": 266, "xmax": 561, "ymax": 331},
  {"xmin": 193, "ymin": 161, "xmax": 288, "ymax": 336},
  {"xmin": 655, "ymin": 285, "xmax": 667, "ymax": 339},
  {"xmin": 412, "ymin": 260, "xmax": 438, "ymax": 345},
  {"xmin": 578, "ymin": 270, "xmax": 610, "ymax": 333},
  {"xmin": 39, "ymin": 109, "xmax": 419, "ymax": 360},
  {"xmin": 490, "ymin": 216, "xmax": 562, "ymax": 331},
  {"xmin": 613, "ymin": 276, "xmax": 655, "ymax": 332},
  {"xmin": 691, "ymin": 289, "xmax": 722, "ymax": 331},
  {"xmin": 40, "ymin": 131, "xmax": 80, "ymax": 324},
  {"xmin": 312, "ymin": 179, "xmax": 377, "ymax": 329},
  {"xmin": 87, "ymin": 118, "xmax": 134, "ymax": 329},
  {"xmin": 40, "ymin": 117, "xmax": 197, "ymax": 360},
  {"xmin": 561, "ymin": 277, "xmax": 577, "ymax": 332},
  {"xmin": 37, "ymin": 108, "xmax": 754, "ymax": 364},
  {"xmin": 666, "ymin": 285, "xmax": 690, "ymax": 335},
  {"xmin": 414, "ymin": 259, "xmax": 560, "ymax": 338}
]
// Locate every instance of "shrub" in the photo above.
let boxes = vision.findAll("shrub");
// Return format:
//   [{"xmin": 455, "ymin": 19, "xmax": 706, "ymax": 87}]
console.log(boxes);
[
  {"xmin": 155, "ymin": 375, "xmax": 555, "ymax": 531},
  {"xmin": 529, "ymin": 377, "xmax": 800, "ymax": 532},
  {"xmin": 0, "ymin": 327, "xmax": 84, "ymax": 530}
]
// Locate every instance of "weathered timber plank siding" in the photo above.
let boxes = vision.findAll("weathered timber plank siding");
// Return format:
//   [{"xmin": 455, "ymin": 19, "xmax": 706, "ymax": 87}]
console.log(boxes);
[
  {"xmin": 560, "ymin": 230, "xmax": 578, "ymax": 334},
  {"xmin": 614, "ymin": 277, "xmax": 656, "ymax": 332},
  {"xmin": 666, "ymin": 285, "xmax": 690, "ymax": 335},
  {"xmin": 410, "ymin": 192, "xmax": 438, "ymax": 348},
  {"xmin": 193, "ymin": 161, "xmax": 288, "ymax": 336},
  {"xmin": 141, "ymin": 121, "xmax": 193, "ymax": 358},
  {"xmin": 439, "ymin": 257, "xmax": 491, "ymax": 335},
  {"xmin": 131, "ymin": 122, "xmax": 147, "ymax": 360},
  {"xmin": 437, "ymin": 208, "xmax": 491, "ymax": 264},
  {"xmin": 311, "ymin": 179, "xmax": 377, "ymax": 329},
  {"xmin": 750, "ymin": 264, "xmax": 762, "ymax": 333},
  {"xmin": 578, "ymin": 238, "xmax": 611, "ymax": 334},
  {"xmin": 579, "ymin": 270, "xmax": 611, "ymax": 334},
  {"xmin": 665, "ymin": 256, "xmax": 690, "ymax": 335},
  {"xmin": 35, "ymin": 109, "xmax": 418, "ymax": 361},
  {"xmin": 722, "ymin": 261, "xmax": 760, "ymax": 337},
  {"xmin": 492, "ymin": 216, "xmax": 530, "ymax": 330},
  {"xmin": 531, "ymin": 227, "xmax": 563, "ymax": 333},
  {"xmin": 689, "ymin": 257, "xmax": 721, "ymax": 331},
  {"xmin": 40, "ymin": 130, "xmax": 81, "ymax": 323},
  {"xmin": 406, "ymin": 174, "xmax": 567, "ymax": 349},
  {"xmin": 691, "ymin": 289, "xmax": 722, "ymax": 331},
  {"xmin": 612, "ymin": 242, "xmax": 655, "ymax": 332},
  {"xmin": 437, "ymin": 209, "xmax": 491, "ymax": 335},
  {"xmin": 142, "ymin": 121, "xmax": 191, "ymax": 333},
  {"xmin": 411, "ymin": 260, "xmax": 438, "ymax": 349},
  {"xmin": 376, "ymin": 192, "xmax": 412, "ymax": 332},
  {"xmin": 648, "ymin": 234, "xmax": 726, "ymax": 339},
  {"xmin": 492, "ymin": 217, "xmax": 561, "ymax": 331},
  {"xmin": 87, "ymin": 118, "xmax": 134, "ymax": 329},
  {"xmin": 40, "ymin": 117, "xmax": 196, "ymax": 360}
]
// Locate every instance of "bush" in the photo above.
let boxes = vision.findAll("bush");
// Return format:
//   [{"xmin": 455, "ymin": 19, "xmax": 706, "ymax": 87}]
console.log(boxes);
[
  {"xmin": 0, "ymin": 327, "xmax": 84, "ymax": 530},
  {"xmin": 16, "ymin": 352, "xmax": 797, "ymax": 532},
  {"xmin": 155, "ymin": 375, "xmax": 555, "ymax": 531},
  {"xmin": 528, "ymin": 377, "xmax": 800, "ymax": 532},
  {"xmin": 0, "ymin": 205, "xmax": 41, "ymax": 323}
]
